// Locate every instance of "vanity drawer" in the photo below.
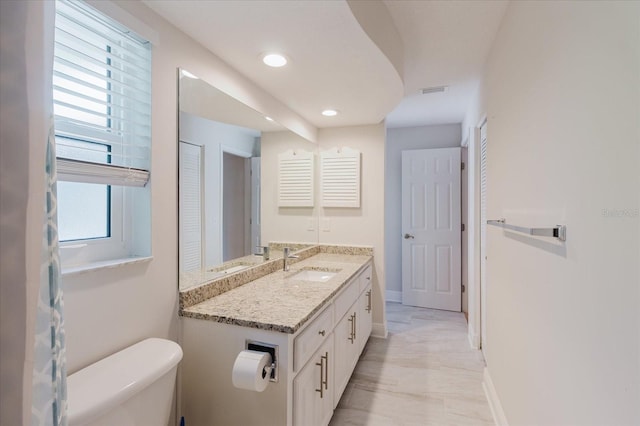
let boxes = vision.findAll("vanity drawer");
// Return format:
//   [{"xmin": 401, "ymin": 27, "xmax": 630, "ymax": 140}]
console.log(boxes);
[
  {"xmin": 333, "ymin": 277, "xmax": 359, "ymax": 324},
  {"xmin": 358, "ymin": 264, "xmax": 372, "ymax": 293},
  {"xmin": 294, "ymin": 305, "xmax": 333, "ymax": 371}
]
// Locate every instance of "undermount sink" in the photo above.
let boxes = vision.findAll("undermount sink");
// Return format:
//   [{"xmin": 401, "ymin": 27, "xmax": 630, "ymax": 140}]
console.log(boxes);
[
  {"xmin": 289, "ymin": 269, "xmax": 338, "ymax": 283},
  {"xmin": 220, "ymin": 265, "xmax": 250, "ymax": 274},
  {"xmin": 210, "ymin": 263, "xmax": 251, "ymax": 275}
]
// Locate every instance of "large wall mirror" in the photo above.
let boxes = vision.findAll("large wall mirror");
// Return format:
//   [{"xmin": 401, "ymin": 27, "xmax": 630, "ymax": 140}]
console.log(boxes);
[{"xmin": 178, "ymin": 69, "xmax": 319, "ymax": 290}]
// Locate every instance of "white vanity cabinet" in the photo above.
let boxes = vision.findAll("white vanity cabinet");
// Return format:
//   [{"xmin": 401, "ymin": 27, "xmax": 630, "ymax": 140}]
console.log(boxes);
[
  {"xmin": 333, "ymin": 304, "xmax": 360, "ymax": 406},
  {"xmin": 295, "ymin": 261, "xmax": 373, "ymax": 424},
  {"xmin": 332, "ymin": 263, "xmax": 373, "ymax": 407},
  {"xmin": 293, "ymin": 336, "xmax": 334, "ymax": 426},
  {"xmin": 180, "ymin": 258, "xmax": 373, "ymax": 426},
  {"xmin": 358, "ymin": 276, "xmax": 373, "ymax": 353}
]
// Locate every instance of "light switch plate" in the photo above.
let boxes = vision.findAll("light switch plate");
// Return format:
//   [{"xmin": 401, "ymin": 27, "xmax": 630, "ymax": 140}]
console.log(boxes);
[
  {"xmin": 321, "ymin": 218, "xmax": 330, "ymax": 232},
  {"xmin": 307, "ymin": 218, "xmax": 315, "ymax": 231}
]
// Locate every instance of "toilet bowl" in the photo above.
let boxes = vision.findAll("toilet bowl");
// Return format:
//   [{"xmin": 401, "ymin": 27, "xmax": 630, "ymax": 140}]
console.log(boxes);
[{"xmin": 67, "ymin": 338, "xmax": 183, "ymax": 426}]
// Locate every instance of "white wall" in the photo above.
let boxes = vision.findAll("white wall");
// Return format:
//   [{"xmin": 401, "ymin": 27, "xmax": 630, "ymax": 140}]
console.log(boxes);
[
  {"xmin": 384, "ymin": 124, "xmax": 461, "ymax": 303},
  {"xmin": 464, "ymin": 2, "xmax": 640, "ymax": 424},
  {"xmin": 260, "ymin": 130, "xmax": 319, "ymax": 245},
  {"xmin": 180, "ymin": 112, "xmax": 257, "ymax": 266},
  {"xmin": 62, "ymin": 0, "xmax": 315, "ymax": 374},
  {"xmin": 318, "ymin": 124, "xmax": 387, "ymax": 334}
]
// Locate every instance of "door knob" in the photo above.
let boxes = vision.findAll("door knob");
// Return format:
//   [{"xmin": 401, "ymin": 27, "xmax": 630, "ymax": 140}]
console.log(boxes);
[{"xmin": 404, "ymin": 233, "xmax": 415, "ymax": 239}]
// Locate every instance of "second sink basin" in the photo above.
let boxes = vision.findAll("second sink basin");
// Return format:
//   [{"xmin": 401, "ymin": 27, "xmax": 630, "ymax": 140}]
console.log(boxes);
[{"xmin": 290, "ymin": 269, "xmax": 338, "ymax": 283}]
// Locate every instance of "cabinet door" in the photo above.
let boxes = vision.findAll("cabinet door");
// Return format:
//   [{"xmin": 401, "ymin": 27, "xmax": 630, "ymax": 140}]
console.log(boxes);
[
  {"xmin": 293, "ymin": 337, "xmax": 334, "ymax": 426},
  {"xmin": 358, "ymin": 283, "xmax": 373, "ymax": 354},
  {"xmin": 333, "ymin": 308, "xmax": 359, "ymax": 408}
]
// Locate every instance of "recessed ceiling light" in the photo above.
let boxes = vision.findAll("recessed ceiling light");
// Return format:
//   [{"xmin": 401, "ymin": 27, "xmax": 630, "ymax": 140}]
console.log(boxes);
[
  {"xmin": 262, "ymin": 53, "xmax": 287, "ymax": 67},
  {"xmin": 265, "ymin": 116, "xmax": 274, "ymax": 122},
  {"xmin": 181, "ymin": 70, "xmax": 199, "ymax": 79},
  {"xmin": 322, "ymin": 109, "xmax": 338, "ymax": 117}
]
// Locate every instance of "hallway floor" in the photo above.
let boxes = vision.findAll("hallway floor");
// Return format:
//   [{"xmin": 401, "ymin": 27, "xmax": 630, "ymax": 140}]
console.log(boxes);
[{"xmin": 330, "ymin": 302, "xmax": 494, "ymax": 426}]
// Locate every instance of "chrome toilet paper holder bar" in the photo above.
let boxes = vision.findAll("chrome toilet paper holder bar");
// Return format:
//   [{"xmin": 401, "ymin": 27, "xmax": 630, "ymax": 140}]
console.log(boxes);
[{"xmin": 246, "ymin": 340, "xmax": 279, "ymax": 382}]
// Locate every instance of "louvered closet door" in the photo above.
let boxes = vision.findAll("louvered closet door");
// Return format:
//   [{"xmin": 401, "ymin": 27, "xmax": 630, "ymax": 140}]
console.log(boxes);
[
  {"xmin": 180, "ymin": 142, "xmax": 204, "ymax": 273},
  {"xmin": 479, "ymin": 121, "xmax": 488, "ymax": 355},
  {"xmin": 321, "ymin": 149, "xmax": 360, "ymax": 208},
  {"xmin": 278, "ymin": 151, "xmax": 314, "ymax": 207}
]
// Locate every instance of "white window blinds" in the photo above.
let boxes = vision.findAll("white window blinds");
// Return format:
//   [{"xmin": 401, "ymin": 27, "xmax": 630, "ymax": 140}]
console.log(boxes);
[{"xmin": 53, "ymin": 0, "xmax": 151, "ymax": 187}]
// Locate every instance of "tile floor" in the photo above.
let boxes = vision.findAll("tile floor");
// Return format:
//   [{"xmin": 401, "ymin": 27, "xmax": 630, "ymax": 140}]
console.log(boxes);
[{"xmin": 330, "ymin": 302, "xmax": 494, "ymax": 426}]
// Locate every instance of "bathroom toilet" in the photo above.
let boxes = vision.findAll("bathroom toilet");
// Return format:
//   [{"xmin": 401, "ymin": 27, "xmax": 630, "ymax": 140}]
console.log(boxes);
[{"xmin": 67, "ymin": 338, "xmax": 183, "ymax": 426}]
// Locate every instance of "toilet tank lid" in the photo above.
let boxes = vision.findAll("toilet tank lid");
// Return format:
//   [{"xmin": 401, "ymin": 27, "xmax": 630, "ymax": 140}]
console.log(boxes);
[{"xmin": 67, "ymin": 338, "xmax": 183, "ymax": 425}]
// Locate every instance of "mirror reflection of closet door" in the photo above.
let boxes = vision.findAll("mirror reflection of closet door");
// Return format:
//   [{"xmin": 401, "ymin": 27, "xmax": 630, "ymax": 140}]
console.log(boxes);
[
  {"xmin": 250, "ymin": 157, "xmax": 261, "ymax": 250},
  {"xmin": 179, "ymin": 141, "xmax": 204, "ymax": 273}
]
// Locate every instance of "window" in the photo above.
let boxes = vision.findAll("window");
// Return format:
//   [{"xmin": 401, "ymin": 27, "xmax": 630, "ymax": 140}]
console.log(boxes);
[{"xmin": 53, "ymin": 0, "xmax": 151, "ymax": 269}]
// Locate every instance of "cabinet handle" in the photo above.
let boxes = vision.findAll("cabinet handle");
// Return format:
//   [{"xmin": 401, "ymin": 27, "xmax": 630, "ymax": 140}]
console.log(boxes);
[
  {"xmin": 353, "ymin": 312, "xmax": 357, "ymax": 341},
  {"xmin": 315, "ymin": 352, "xmax": 329, "ymax": 397},
  {"xmin": 348, "ymin": 314, "xmax": 355, "ymax": 343},
  {"xmin": 315, "ymin": 358, "xmax": 324, "ymax": 398},
  {"xmin": 318, "ymin": 330, "xmax": 325, "ymax": 336},
  {"xmin": 322, "ymin": 352, "xmax": 329, "ymax": 391},
  {"xmin": 366, "ymin": 290, "xmax": 372, "ymax": 313}
]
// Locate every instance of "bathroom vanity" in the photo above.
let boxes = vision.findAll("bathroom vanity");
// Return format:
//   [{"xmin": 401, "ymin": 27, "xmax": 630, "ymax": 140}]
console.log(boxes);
[{"xmin": 179, "ymin": 247, "xmax": 373, "ymax": 426}]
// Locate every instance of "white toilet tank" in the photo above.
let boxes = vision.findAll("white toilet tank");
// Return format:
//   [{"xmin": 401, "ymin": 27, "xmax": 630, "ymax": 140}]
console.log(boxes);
[{"xmin": 67, "ymin": 338, "xmax": 183, "ymax": 426}]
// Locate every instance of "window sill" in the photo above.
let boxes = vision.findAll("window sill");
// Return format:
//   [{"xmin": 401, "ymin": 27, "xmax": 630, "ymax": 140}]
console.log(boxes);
[{"xmin": 61, "ymin": 256, "xmax": 153, "ymax": 277}]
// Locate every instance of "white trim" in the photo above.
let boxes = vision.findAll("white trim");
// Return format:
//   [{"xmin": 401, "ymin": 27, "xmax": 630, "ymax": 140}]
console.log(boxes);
[
  {"xmin": 468, "ymin": 114, "xmax": 487, "ymax": 355},
  {"xmin": 218, "ymin": 145, "xmax": 253, "ymax": 263},
  {"xmin": 483, "ymin": 367, "xmax": 508, "ymax": 426},
  {"xmin": 385, "ymin": 290, "xmax": 402, "ymax": 303},
  {"xmin": 222, "ymin": 144, "xmax": 253, "ymax": 159},
  {"xmin": 61, "ymin": 255, "xmax": 153, "ymax": 277},
  {"xmin": 85, "ymin": 0, "xmax": 160, "ymax": 45},
  {"xmin": 371, "ymin": 322, "xmax": 388, "ymax": 339},
  {"xmin": 468, "ymin": 328, "xmax": 480, "ymax": 350}
]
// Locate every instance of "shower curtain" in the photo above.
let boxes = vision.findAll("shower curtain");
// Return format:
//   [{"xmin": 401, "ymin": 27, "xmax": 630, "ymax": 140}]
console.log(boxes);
[
  {"xmin": 0, "ymin": 1, "xmax": 67, "ymax": 425},
  {"xmin": 31, "ymin": 123, "xmax": 68, "ymax": 426},
  {"xmin": 30, "ymin": 1, "xmax": 68, "ymax": 424}
]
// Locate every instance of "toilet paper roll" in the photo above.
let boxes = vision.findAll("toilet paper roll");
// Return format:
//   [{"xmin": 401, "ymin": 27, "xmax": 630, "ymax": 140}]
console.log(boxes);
[{"xmin": 232, "ymin": 350, "xmax": 272, "ymax": 392}]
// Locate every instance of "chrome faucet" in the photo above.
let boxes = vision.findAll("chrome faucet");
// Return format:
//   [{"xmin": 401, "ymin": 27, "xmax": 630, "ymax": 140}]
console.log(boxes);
[
  {"xmin": 256, "ymin": 245, "xmax": 269, "ymax": 261},
  {"xmin": 283, "ymin": 247, "xmax": 299, "ymax": 272}
]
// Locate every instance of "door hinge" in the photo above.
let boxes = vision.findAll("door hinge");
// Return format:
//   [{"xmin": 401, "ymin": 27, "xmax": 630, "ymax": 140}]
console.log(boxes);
[
  {"xmin": 462, "ymin": 223, "xmax": 466, "ymax": 232},
  {"xmin": 461, "ymin": 162, "xmax": 465, "ymax": 170},
  {"xmin": 462, "ymin": 284, "xmax": 466, "ymax": 293}
]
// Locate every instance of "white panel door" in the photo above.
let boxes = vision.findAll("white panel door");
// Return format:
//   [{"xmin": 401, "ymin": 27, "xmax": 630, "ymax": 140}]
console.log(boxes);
[{"xmin": 402, "ymin": 148, "xmax": 461, "ymax": 311}]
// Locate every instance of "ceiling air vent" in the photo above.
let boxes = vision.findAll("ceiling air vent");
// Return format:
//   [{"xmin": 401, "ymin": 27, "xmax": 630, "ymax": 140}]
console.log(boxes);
[{"xmin": 421, "ymin": 86, "xmax": 448, "ymax": 95}]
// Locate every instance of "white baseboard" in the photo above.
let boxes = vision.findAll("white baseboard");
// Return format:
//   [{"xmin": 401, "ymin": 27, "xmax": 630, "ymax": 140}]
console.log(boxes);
[
  {"xmin": 385, "ymin": 290, "xmax": 402, "ymax": 303},
  {"xmin": 483, "ymin": 367, "xmax": 508, "ymax": 426},
  {"xmin": 371, "ymin": 322, "xmax": 388, "ymax": 339},
  {"xmin": 468, "ymin": 328, "xmax": 480, "ymax": 350}
]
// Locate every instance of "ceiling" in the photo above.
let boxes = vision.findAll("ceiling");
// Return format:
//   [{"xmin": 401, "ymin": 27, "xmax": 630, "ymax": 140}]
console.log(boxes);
[{"xmin": 144, "ymin": 0, "xmax": 508, "ymax": 130}]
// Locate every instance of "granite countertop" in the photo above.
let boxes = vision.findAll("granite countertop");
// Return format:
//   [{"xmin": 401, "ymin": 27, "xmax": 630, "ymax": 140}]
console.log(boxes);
[
  {"xmin": 179, "ymin": 250, "xmax": 285, "ymax": 291},
  {"xmin": 181, "ymin": 253, "xmax": 372, "ymax": 334}
]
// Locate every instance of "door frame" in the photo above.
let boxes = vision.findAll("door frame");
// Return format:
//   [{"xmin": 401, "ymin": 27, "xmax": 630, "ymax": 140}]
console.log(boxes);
[
  {"xmin": 220, "ymin": 144, "xmax": 253, "ymax": 260},
  {"xmin": 467, "ymin": 115, "xmax": 487, "ymax": 351}
]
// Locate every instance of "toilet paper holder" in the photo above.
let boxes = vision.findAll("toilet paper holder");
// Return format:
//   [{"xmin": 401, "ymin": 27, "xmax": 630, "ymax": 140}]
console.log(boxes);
[{"xmin": 246, "ymin": 340, "xmax": 278, "ymax": 383}]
